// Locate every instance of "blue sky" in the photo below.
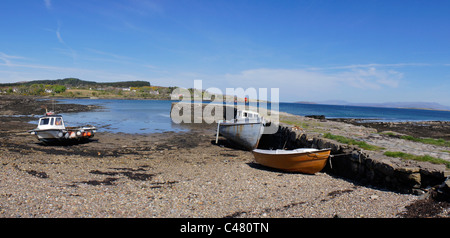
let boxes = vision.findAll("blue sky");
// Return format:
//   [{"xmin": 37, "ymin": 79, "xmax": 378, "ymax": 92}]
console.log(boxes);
[{"xmin": 1, "ymin": 0, "xmax": 450, "ymax": 105}]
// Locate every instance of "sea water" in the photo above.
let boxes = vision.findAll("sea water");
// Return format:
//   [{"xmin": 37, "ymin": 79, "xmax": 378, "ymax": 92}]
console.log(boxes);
[
  {"xmin": 52, "ymin": 99, "xmax": 450, "ymax": 134},
  {"xmin": 277, "ymin": 102, "xmax": 450, "ymax": 122},
  {"xmin": 54, "ymin": 99, "xmax": 186, "ymax": 134}
]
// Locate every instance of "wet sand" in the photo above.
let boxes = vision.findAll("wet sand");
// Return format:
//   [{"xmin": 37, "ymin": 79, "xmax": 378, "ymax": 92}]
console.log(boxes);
[{"xmin": 0, "ymin": 95, "xmax": 449, "ymax": 218}]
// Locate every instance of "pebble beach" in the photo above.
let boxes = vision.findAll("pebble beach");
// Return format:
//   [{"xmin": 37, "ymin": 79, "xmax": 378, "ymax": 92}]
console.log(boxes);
[{"xmin": 0, "ymin": 95, "xmax": 448, "ymax": 218}]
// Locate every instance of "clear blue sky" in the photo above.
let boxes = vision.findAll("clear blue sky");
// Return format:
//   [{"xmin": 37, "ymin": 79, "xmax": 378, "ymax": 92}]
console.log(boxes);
[{"xmin": 1, "ymin": 0, "xmax": 450, "ymax": 105}]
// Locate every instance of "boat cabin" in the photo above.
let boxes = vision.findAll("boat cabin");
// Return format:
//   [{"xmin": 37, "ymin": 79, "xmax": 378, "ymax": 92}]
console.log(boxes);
[
  {"xmin": 237, "ymin": 110, "xmax": 260, "ymax": 119},
  {"xmin": 37, "ymin": 113, "xmax": 65, "ymax": 130},
  {"xmin": 233, "ymin": 109, "xmax": 264, "ymax": 124}
]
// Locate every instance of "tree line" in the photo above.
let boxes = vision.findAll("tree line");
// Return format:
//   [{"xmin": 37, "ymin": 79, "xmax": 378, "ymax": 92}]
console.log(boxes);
[{"xmin": 0, "ymin": 78, "xmax": 151, "ymax": 88}]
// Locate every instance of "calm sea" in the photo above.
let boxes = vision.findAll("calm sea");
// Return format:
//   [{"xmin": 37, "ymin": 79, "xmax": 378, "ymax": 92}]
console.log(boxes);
[
  {"xmin": 277, "ymin": 102, "xmax": 450, "ymax": 122},
  {"xmin": 53, "ymin": 99, "xmax": 185, "ymax": 134},
  {"xmin": 49, "ymin": 99, "xmax": 450, "ymax": 134}
]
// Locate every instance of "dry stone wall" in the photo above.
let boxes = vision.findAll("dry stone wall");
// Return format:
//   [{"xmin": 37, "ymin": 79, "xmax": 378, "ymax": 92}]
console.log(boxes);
[{"xmin": 261, "ymin": 124, "xmax": 449, "ymax": 196}]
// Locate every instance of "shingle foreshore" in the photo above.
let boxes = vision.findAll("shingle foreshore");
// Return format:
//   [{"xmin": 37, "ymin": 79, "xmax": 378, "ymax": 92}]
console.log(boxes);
[
  {"xmin": 0, "ymin": 128, "xmax": 421, "ymax": 218},
  {"xmin": 1, "ymin": 96, "xmax": 449, "ymax": 218}
]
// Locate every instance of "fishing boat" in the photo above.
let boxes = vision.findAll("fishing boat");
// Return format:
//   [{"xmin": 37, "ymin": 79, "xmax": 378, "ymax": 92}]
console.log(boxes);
[
  {"xmin": 29, "ymin": 111, "xmax": 96, "ymax": 143},
  {"xmin": 252, "ymin": 148, "xmax": 331, "ymax": 174},
  {"xmin": 215, "ymin": 110, "xmax": 266, "ymax": 150}
]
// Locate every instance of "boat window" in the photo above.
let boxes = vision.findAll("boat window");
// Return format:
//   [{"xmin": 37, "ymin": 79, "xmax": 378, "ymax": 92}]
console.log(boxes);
[
  {"xmin": 40, "ymin": 118, "xmax": 50, "ymax": 125},
  {"xmin": 243, "ymin": 112, "xmax": 248, "ymax": 117},
  {"xmin": 55, "ymin": 118, "xmax": 62, "ymax": 125},
  {"xmin": 50, "ymin": 118, "xmax": 54, "ymax": 125}
]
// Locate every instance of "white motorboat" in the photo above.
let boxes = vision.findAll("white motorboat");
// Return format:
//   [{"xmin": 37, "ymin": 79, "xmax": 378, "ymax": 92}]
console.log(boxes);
[{"xmin": 29, "ymin": 111, "xmax": 96, "ymax": 143}]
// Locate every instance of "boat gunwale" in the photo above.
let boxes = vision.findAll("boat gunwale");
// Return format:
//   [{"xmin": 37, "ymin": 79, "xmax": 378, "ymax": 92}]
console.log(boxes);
[
  {"xmin": 31, "ymin": 127, "xmax": 96, "ymax": 132},
  {"xmin": 252, "ymin": 148, "xmax": 331, "ymax": 155},
  {"xmin": 31, "ymin": 128, "xmax": 66, "ymax": 132}
]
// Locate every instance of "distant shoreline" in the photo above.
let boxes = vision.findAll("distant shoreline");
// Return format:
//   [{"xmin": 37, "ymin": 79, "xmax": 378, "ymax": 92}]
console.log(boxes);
[
  {"xmin": 50, "ymin": 96, "xmax": 450, "ymax": 112},
  {"xmin": 293, "ymin": 101, "xmax": 450, "ymax": 112},
  {"xmin": 3, "ymin": 95, "xmax": 449, "ymax": 125}
]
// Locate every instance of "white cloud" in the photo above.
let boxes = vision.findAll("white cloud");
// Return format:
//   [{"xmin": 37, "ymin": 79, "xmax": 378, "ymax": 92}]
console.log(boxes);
[
  {"xmin": 0, "ymin": 54, "xmax": 406, "ymax": 103},
  {"xmin": 0, "ymin": 60, "xmax": 153, "ymax": 84},
  {"xmin": 115, "ymin": 0, "xmax": 164, "ymax": 16},
  {"xmin": 336, "ymin": 67, "xmax": 402, "ymax": 89},
  {"xmin": 56, "ymin": 29, "xmax": 64, "ymax": 44},
  {"xmin": 322, "ymin": 63, "xmax": 430, "ymax": 70},
  {"xmin": 87, "ymin": 48, "xmax": 130, "ymax": 60},
  {"xmin": 219, "ymin": 66, "xmax": 401, "ymax": 91},
  {"xmin": 52, "ymin": 22, "xmax": 77, "ymax": 62},
  {"xmin": 221, "ymin": 68, "xmax": 334, "ymax": 92},
  {"xmin": 143, "ymin": 64, "xmax": 406, "ymax": 102},
  {"xmin": 0, "ymin": 52, "xmax": 26, "ymax": 66},
  {"xmin": 168, "ymin": 65, "xmax": 402, "ymax": 103},
  {"xmin": 44, "ymin": 0, "xmax": 52, "ymax": 10}
]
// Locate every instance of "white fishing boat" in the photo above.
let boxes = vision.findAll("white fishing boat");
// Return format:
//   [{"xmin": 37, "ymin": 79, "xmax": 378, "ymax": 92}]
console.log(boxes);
[
  {"xmin": 216, "ymin": 110, "xmax": 267, "ymax": 150},
  {"xmin": 29, "ymin": 111, "xmax": 96, "ymax": 143}
]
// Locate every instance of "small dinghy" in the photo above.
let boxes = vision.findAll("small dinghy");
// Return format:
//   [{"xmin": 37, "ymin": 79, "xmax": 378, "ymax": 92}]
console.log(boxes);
[
  {"xmin": 252, "ymin": 148, "xmax": 331, "ymax": 174},
  {"xmin": 29, "ymin": 111, "xmax": 96, "ymax": 143}
]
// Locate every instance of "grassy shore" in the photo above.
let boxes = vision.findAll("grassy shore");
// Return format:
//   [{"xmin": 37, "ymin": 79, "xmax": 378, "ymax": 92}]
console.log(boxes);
[
  {"xmin": 384, "ymin": 151, "xmax": 450, "ymax": 169},
  {"xmin": 323, "ymin": 133, "xmax": 385, "ymax": 151}
]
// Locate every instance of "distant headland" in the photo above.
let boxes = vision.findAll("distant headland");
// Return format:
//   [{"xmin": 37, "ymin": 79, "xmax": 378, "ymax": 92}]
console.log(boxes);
[
  {"xmin": 294, "ymin": 100, "xmax": 450, "ymax": 111},
  {"xmin": 0, "ymin": 78, "xmax": 177, "ymax": 100}
]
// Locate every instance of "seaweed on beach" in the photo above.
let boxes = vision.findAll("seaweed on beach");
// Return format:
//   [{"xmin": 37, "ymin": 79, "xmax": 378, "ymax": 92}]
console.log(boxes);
[
  {"xmin": 79, "ymin": 177, "xmax": 118, "ymax": 186},
  {"xmin": 89, "ymin": 168, "xmax": 155, "ymax": 181},
  {"xmin": 26, "ymin": 170, "xmax": 49, "ymax": 179},
  {"xmin": 399, "ymin": 197, "xmax": 450, "ymax": 218}
]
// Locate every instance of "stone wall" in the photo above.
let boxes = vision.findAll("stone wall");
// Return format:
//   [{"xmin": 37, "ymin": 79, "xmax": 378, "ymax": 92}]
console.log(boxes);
[{"xmin": 259, "ymin": 124, "xmax": 448, "ymax": 195}]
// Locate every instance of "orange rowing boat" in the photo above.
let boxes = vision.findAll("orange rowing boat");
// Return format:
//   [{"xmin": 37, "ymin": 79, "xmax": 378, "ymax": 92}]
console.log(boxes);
[{"xmin": 252, "ymin": 148, "xmax": 331, "ymax": 174}]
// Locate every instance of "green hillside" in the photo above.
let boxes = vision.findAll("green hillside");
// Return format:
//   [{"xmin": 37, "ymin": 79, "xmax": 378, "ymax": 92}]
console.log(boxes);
[
  {"xmin": 0, "ymin": 78, "xmax": 150, "ymax": 88},
  {"xmin": 0, "ymin": 78, "xmax": 179, "ymax": 99}
]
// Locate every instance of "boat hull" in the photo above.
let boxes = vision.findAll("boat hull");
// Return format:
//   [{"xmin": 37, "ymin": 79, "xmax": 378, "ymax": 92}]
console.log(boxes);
[
  {"xmin": 252, "ymin": 149, "xmax": 331, "ymax": 174},
  {"xmin": 219, "ymin": 122, "xmax": 264, "ymax": 150},
  {"xmin": 34, "ymin": 129, "xmax": 61, "ymax": 140},
  {"xmin": 32, "ymin": 128, "xmax": 95, "ymax": 143}
]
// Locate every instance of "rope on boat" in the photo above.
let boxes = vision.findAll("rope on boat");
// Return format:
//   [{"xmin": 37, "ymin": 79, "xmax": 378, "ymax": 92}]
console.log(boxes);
[
  {"xmin": 328, "ymin": 152, "xmax": 353, "ymax": 169},
  {"xmin": 329, "ymin": 153, "xmax": 352, "ymax": 158}
]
